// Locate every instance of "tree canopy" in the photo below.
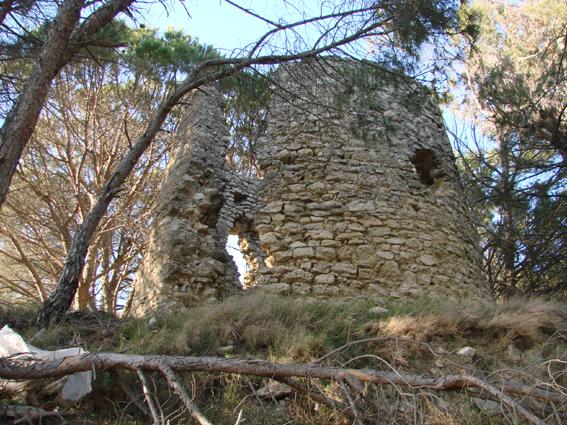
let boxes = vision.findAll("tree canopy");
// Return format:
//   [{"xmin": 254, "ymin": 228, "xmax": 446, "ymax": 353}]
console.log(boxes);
[
  {"xmin": 0, "ymin": 0, "xmax": 564, "ymax": 323},
  {"xmin": 453, "ymin": 0, "xmax": 566, "ymax": 298}
]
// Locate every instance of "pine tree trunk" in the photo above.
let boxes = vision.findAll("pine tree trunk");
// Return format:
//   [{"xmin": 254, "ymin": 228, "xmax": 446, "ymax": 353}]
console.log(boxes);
[
  {"xmin": 499, "ymin": 140, "xmax": 517, "ymax": 299},
  {"xmin": 0, "ymin": 0, "xmax": 134, "ymax": 209},
  {"xmin": 0, "ymin": 0, "xmax": 83, "ymax": 207}
]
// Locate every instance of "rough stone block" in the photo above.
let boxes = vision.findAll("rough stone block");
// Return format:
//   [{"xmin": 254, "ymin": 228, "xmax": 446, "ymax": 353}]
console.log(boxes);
[
  {"xmin": 315, "ymin": 247, "xmax": 337, "ymax": 260},
  {"xmin": 380, "ymin": 260, "xmax": 401, "ymax": 278},
  {"xmin": 314, "ymin": 274, "xmax": 336, "ymax": 285},
  {"xmin": 420, "ymin": 255, "xmax": 438, "ymax": 266},
  {"xmin": 283, "ymin": 269, "xmax": 314, "ymax": 283},
  {"xmin": 347, "ymin": 200, "xmax": 374, "ymax": 212},
  {"xmin": 309, "ymin": 229, "xmax": 334, "ymax": 239},
  {"xmin": 259, "ymin": 232, "xmax": 279, "ymax": 246},
  {"xmin": 274, "ymin": 250, "xmax": 293, "ymax": 261},
  {"xmin": 293, "ymin": 247, "xmax": 315, "ymax": 258},
  {"xmin": 263, "ymin": 201, "xmax": 283, "ymax": 213},
  {"xmin": 331, "ymin": 262, "xmax": 357, "ymax": 276},
  {"xmin": 263, "ymin": 282, "xmax": 291, "ymax": 293},
  {"xmin": 355, "ymin": 245, "xmax": 377, "ymax": 266}
]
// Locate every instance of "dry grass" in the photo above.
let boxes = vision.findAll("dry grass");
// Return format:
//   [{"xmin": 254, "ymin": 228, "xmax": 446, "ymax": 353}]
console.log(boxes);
[
  {"xmin": 486, "ymin": 298, "xmax": 567, "ymax": 346},
  {"xmin": 5, "ymin": 292, "xmax": 567, "ymax": 424},
  {"xmin": 376, "ymin": 297, "xmax": 567, "ymax": 346},
  {"xmin": 117, "ymin": 291, "xmax": 374, "ymax": 361}
]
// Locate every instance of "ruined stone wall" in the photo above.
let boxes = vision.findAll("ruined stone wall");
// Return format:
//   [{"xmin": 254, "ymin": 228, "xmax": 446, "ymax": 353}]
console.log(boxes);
[
  {"xmin": 131, "ymin": 61, "xmax": 490, "ymax": 316},
  {"xmin": 254, "ymin": 60, "xmax": 489, "ymax": 301},
  {"xmin": 130, "ymin": 87, "xmax": 261, "ymax": 316}
]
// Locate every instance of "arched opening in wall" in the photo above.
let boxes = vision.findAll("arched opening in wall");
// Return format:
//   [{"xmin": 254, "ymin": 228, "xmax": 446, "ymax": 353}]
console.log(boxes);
[
  {"xmin": 225, "ymin": 224, "xmax": 265, "ymax": 288},
  {"xmin": 410, "ymin": 149, "xmax": 437, "ymax": 186},
  {"xmin": 226, "ymin": 235, "xmax": 247, "ymax": 285}
]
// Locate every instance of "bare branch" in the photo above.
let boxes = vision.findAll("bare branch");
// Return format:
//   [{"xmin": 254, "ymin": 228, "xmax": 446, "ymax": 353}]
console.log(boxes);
[
  {"xmin": 158, "ymin": 364, "xmax": 212, "ymax": 425},
  {"xmin": 136, "ymin": 367, "xmax": 162, "ymax": 425},
  {"xmin": 0, "ymin": 351, "xmax": 560, "ymax": 425}
]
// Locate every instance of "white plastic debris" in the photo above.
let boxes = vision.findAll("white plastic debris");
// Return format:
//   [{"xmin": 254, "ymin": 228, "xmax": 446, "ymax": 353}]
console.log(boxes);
[
  {"xmin": 456, "ymin": 346, "xmax": 477, "ymax": 357},
  {"xmin": 369, "ymin": 306, "xmax": 389, "ymax": 315},
  {"xmin": 148, "ymin": 317, "xmax": 158, "ymax": 329},
  {"xmin": 0, "ymin": 325, "xmax": 92, "ymax": 402}
]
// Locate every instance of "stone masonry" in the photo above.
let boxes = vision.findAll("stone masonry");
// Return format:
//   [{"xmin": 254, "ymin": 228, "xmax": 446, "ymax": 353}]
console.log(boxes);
[
  {"xmin": 130, "ymin": 87, "xmax": 262, "ymax": 315},
  {"xmin": 254, "ymin": 60, "xmax": 489, "ymax": 300},
  {"xmin": 131, "ymin": 60, "xmax": 490, "ymax": 316}
]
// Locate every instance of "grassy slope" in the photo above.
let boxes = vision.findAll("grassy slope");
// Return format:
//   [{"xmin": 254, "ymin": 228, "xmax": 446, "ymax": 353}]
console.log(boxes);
[{"xmin": 1, "ymin": 292, "xmax": 566, "ymax": 424}]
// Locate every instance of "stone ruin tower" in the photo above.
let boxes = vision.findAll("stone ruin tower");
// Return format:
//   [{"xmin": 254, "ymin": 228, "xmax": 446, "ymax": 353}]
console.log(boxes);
[
  {"xmin": 130, "ymin": 88, "xmax": 263, "ymax": 315},
  {"xmin": 254, "ymin": 60, "xmax": 488, "ymax": 300},
  {"xmin": 131, "ymin": 60, "xmax": 489, "ymax": 316}
]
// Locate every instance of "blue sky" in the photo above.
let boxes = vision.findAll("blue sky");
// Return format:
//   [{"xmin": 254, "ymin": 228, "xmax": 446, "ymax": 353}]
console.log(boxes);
[
  {"xmin": 141, "ymin": 1, "xmax": 267, "ymax": 50},
  {"xmin": 140, "ymin": 1, "xmax": 312, "ymax": 51}
]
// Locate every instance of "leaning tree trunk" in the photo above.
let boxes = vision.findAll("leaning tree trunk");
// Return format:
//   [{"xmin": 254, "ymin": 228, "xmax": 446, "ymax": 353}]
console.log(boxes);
[
  {"xmin": 0, "ymin": 0, "xmax": 135, "ymax": 209},
  {"xmin": 36, "ymin": 70, "xmax": 215, "ymax": 326},
  {"xmin": 0, "ymin": 0, "xmax": 82, "ymax": 207},
  {"xmin": 498, "ymin": 139, "xmax": 518, "ymax": 299}
]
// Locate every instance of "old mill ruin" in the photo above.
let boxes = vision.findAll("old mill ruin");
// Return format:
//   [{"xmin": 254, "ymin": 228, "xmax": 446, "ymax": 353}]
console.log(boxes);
[{"xmin": 130, "ymin": 60, "xmax": 490, "ymax": 315}]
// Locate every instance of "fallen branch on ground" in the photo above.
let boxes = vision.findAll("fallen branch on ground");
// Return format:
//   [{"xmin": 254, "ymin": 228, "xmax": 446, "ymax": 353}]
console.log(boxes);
[
  {"xmin": 1, "ymin": 352, "xmax": 562, "ymax": 425},
  {"xmin": 135, "ymin": 368, "xmax": 160, "ymax": 423},
  {"xmin": 0, "ymin": 403, "xmax": 72, "ymax": 423},
  {"xmin": 158, "ymin": 364, "xmax": 212, "ymax": 425}
]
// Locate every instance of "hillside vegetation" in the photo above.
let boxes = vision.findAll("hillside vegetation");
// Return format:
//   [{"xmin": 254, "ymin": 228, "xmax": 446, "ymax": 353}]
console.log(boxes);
[{"xmin": 2, "ymin": 292, "xmax": 565, "ymax": 424}]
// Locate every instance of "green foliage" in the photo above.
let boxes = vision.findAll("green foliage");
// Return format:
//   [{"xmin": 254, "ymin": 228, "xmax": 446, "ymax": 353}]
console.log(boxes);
[
  {"xmin": 385, "ymin": 0, "xmax": 462, "ymax": 54},
  {"xmin": 125, "ymin": 27, "xmax": 220, "ymax": 79},
  {"xmin": 456, "ymin": 3, "xmax": 482, "ymax": 43},
  {"xmin": 521, "ymin": 186, "xmax": 567, "ymax": 294},
  {"xmin": 366, "ymin": 0, "xmax": 479, "ymax": 80},
  {"xmin": 221, "ymin": 71, "xmax": 271, "ymax": 176},
  {"xmin": 457, "ymin": 136, "xmax": 565, "ymax": 297},
  {"xmin": 466, "ymin": 0, "xmax": 566, "ymax": 149},
  {"xmin": 455, "ymin": 0, "xmax": 567, "ymax": 298}
]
